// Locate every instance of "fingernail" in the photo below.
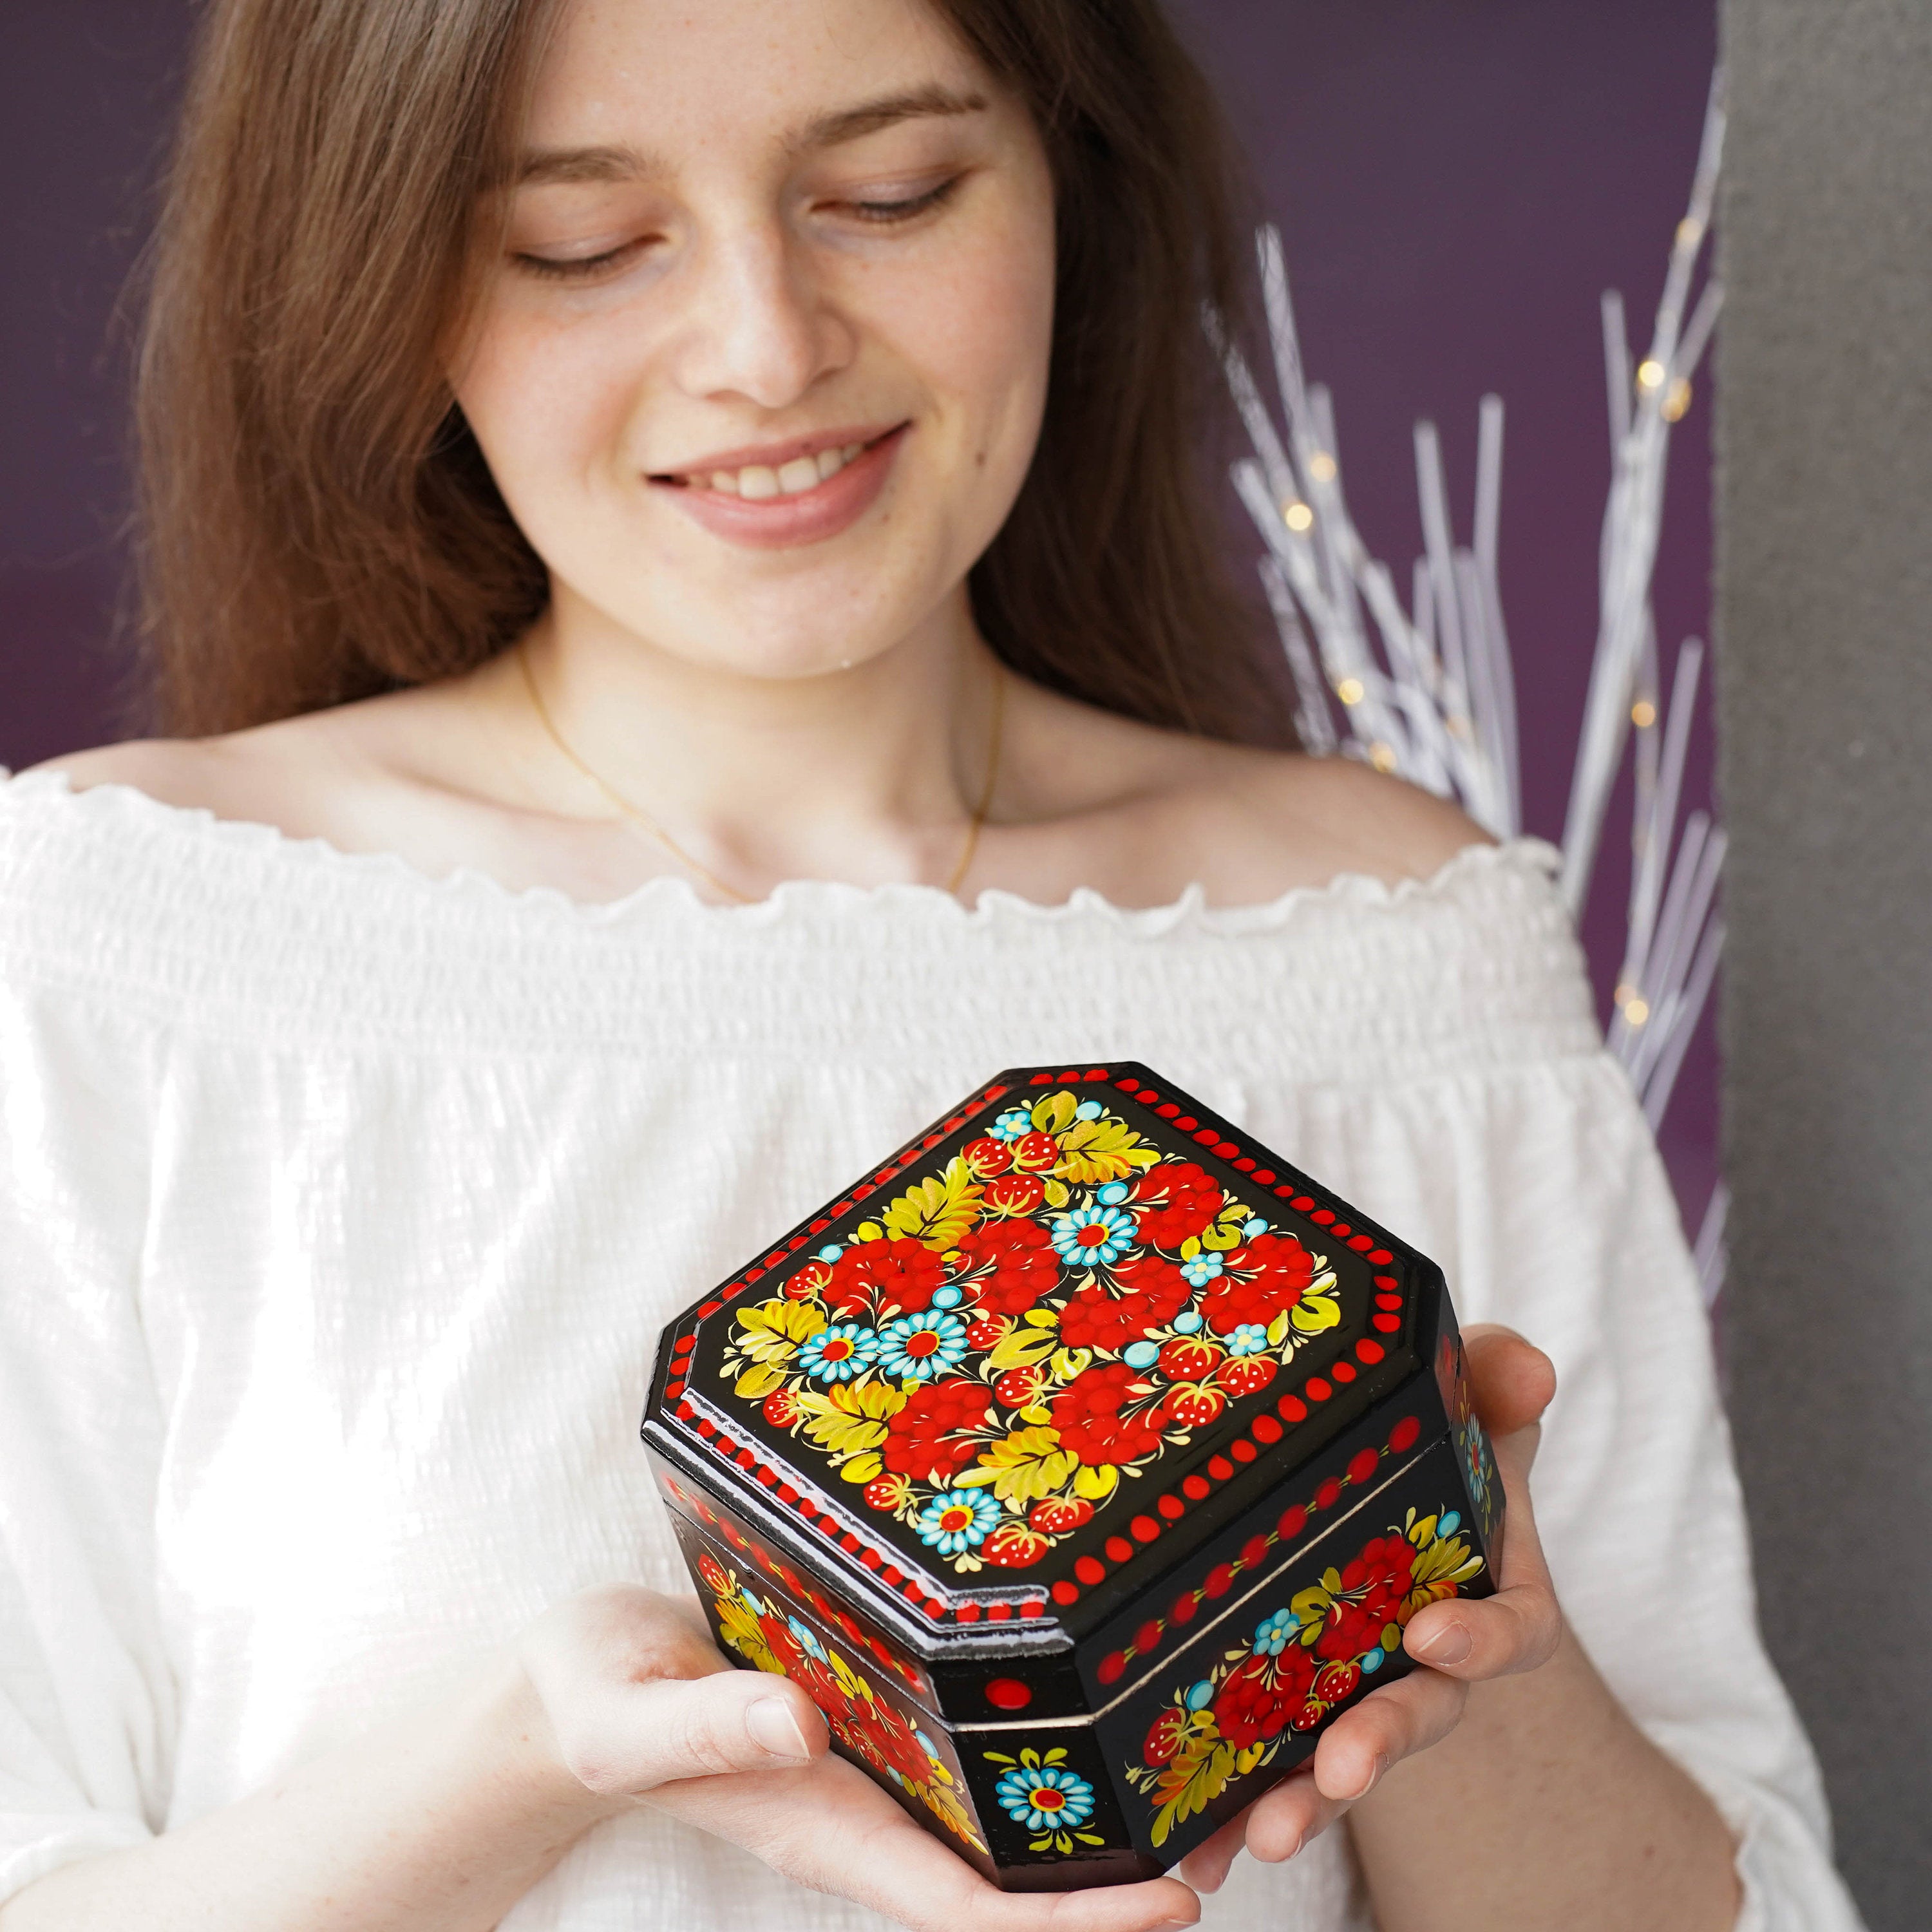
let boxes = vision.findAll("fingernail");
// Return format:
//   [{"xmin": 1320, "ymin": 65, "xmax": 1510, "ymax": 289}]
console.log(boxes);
[
  {"xmin": 1410, "ymin": 1621, "xmax": 1471, "ymax": 1665},
  {"xmin": 1150, "ymin": 1920, "xmax": 1198, "ymax": 1931},
  {"xmin": 745, "ymin": 1696, "xmax": 811, "ymax": 1761}
]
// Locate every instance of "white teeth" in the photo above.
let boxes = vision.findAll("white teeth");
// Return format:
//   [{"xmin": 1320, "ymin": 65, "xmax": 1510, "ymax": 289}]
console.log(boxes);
[{"xmin": 692, "ymin": 440, "xmax": 871, "ymax": 497}]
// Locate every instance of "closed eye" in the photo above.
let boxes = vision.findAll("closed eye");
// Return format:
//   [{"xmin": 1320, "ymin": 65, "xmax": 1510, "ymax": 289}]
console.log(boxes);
[{"xmin": 842, "ymin": 176, "xmax": 963, "ymax": 225}]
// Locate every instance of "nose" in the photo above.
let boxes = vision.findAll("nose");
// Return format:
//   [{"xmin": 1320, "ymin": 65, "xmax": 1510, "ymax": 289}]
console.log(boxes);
[{"xmin": 669, "ymin": 222, "xmax": 853, "ymax": 411}]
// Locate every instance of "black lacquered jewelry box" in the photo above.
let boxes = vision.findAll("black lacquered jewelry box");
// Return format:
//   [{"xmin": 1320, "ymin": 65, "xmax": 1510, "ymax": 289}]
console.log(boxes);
[{"xmin": 641, "ymin": 1062, "xmax": 1501, "ymax": 1889}]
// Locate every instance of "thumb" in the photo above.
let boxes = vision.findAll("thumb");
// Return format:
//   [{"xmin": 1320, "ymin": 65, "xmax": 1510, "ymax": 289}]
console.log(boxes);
[{"xmin": 560, "ymin": 1667, "xmax": 829, "ymax": 1797}]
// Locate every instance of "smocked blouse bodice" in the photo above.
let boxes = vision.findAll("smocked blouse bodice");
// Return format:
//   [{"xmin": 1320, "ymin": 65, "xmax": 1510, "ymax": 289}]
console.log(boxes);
[{"xmin": 0, "ymin": 772, "xmax": 1861, "ymax": 1930}]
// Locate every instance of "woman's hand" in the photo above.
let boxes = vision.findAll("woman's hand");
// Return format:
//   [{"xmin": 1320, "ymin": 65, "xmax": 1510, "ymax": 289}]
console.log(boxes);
[
  {"xmin": 522, "ymin": 1586, "xmax": 1202, "ymax": 1932},
  {"xmin": 1176, "ymin": 1324, "xmax": 1562, "ymax": 1894}
]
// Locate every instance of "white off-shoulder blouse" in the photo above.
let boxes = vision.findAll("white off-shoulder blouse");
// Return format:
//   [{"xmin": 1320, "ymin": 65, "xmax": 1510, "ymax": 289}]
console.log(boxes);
[{"xmin": 0, "ymin": 770, "xmax": 1862, "ymax": 1931}]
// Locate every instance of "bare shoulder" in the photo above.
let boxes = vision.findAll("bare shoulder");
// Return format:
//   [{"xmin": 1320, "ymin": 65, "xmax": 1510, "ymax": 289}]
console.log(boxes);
[
  {"xmin": 23, "ymin": 685, "xmax": 467, "ymax": 839},
  {"xmin": 1010, "ymin": 683, "xmax": 1493, "ymax": 905}
]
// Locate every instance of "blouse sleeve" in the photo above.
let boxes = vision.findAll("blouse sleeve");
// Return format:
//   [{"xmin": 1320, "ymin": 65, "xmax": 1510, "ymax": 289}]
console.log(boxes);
[
  {"xmin": 1294, "ymin": 1046, "xmax": 1864, "ymax": 1931},
  {"xmin": 0, "ymin": 981, "xmax": 175, "ymax": 1900}
]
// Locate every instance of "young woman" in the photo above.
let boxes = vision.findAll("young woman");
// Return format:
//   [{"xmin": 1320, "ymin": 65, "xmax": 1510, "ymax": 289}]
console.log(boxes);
[{"xmin": 0, "ymin": 2, "xmax": 1859, "ymax": 1929}]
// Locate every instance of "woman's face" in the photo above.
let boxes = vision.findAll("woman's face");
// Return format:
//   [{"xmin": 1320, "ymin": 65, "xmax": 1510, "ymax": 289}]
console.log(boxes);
[{"xmin": 454, "ymin": 0, "xmax": 1057, "ymax": 682}]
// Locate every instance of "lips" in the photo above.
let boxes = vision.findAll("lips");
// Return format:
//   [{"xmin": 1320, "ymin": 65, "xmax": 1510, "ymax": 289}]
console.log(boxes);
[{"xmin": 651, "ymin": 423, "xmax": 909, "ymax": 553}]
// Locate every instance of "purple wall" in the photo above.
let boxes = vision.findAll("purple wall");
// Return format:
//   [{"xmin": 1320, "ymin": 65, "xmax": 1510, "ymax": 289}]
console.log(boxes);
[{"xmin": 1, "ymin": 0, "xmax": 1719, "ymax": 1222}]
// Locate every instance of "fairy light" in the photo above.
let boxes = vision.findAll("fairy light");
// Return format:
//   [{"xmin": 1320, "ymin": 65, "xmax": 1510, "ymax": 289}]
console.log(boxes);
[
  {"xmin": 1368, "ymin": 741, "xmax": 1397, "ymax": 773},
  {"xmin": 1283, "ymin": 500, "xmax": 1314, "ymax": 532},
  {"xmin": 1336, "ymin": 677, "xmax": 1365, "ymax": 706},
  {"xmin": 1631, "ymin": 699, "xmax": 1658, "ymax": 728},
  {"xmin": 1663, "ymin": 378, "xmax": 1693, "ymax": 422},
  {"xmin": 1308, "ymin": 452, "xmax": 1338, "ymax": 483},
  {"xmin": 1624, "ymin": 995, "xmax": 1651, "ymax": 1027},
  {"xmin": 1637, "ymin": 358, "xmax": 1667, "ymax": 392},
  {"xmin": 1676, "ymin": 216, "xmax": 1705, "ymax": 249}
]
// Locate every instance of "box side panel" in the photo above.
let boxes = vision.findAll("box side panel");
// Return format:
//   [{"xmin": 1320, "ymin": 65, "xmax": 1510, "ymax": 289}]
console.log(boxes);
[
  {"xmin": 1077, "ymin": 1362, "xmax": 1453, "ymax": 1706},
  {"xmin": 676, "ymin": 1509, "xmax": 1159, "ymax": 1892},
  {"xmin": 648, "ymin": 1446, "xmax": 942, "ymax": 1710},
  {"xmin": 1093, "ymin": 1434, "xmax": 1498, "ymax": 1867},
  {"xmin": 672, "ymin": 1510, "xmax": 999, "ymax": 1881},
  {"xmin": 1428, "ymin": 1290, "xmax": 1505, "ymax": 1556}
]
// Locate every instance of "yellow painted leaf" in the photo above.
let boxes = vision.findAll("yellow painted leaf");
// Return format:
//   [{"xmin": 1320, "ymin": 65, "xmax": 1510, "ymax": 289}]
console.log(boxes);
[
  {"xmin": 852, "ymin": 1221, "xmax": 884, "ymax": 1243},
  {"xmin": 734, "ymin": 1362, "xmax": 788, "ymax": 1401},
  {"xmin": 1023, "ymin": 1307, "xmax": 1061, "ymax": 1327},
  {"xmin": 1052, "ymin": 1117, "xmax": 1161, "ymax": 1184},
  {"xmin": 881, "ymin": 1157, "xmax": 985, "ymax": 1251},
  {"xmin": 1265, "ymin": 1310, "xmax": 1292, "ymax": 1347},
  {"xmin": 1200, "ymin": 1224, "xmax": 1241, "ymax": 1251},
  {"xmin": 1180, "ymin": 1236, "xmax": 1202, "ymax": 1260},
  {"xmin": 1031, "ymin": 1091, "xmax": 1079, "ymax": 1133},
  {"xmin": 1072, "ymin": 1462, "xmax": 1121, "ymax": 1501},
  {"xmin": 840, "ymin": 1453, "xmax": 884, "ymax": 1484},
  {"xmin": 1018, "ymin": 1403, "xmax": 1054, "ymax": 1425},
  {"xmin": 731, "ymin": 1296, "xmax": 826, "ymax": 1362},
  {"xmin": 956, "ymin": 1425, "xmax": 1077, "ymax": 1504},
  {"xmin": 1042, "ymin": 1178, "xmax": 1072, "ymax": 1209},
  {"xmin": 1290, "ymin": 1285, "xmax": 1341, "ymax": 1335},
  {"xmin": 806, "ymin": 1413, "xmax": 889, "ymax": 1456},
  {"xmin": 1049, "ymin": 1346, "xmax": 1094, "ymax": 1381},
  {"xmin": 988, "ymin": 1324, "xmax": 1058, "ymax": 1372}
]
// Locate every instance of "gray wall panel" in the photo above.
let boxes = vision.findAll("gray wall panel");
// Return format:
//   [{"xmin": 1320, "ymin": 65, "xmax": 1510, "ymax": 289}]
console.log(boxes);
[{"xmin": 1717, "ymin": 5, "xmax": 1932, "ymax": 1926}]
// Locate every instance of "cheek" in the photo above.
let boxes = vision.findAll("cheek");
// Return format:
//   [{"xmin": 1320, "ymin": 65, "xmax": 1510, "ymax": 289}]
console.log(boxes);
[
  {"xmin": 454, "ymin": 305, "xmax": 640, "ymax": 511},
  {"xmin": 876, "ymin": 204, "xmax": 1056, "ymax": 477}
]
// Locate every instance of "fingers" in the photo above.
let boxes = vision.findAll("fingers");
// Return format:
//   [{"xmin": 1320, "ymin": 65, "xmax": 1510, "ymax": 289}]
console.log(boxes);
[
  {"xmin": 1309, "ymin": 1665, "xmax": 1466, "ymax": 1801},
  {"xmin": 1461, "ymin": 1324, "xmax": 1557, "ymax": 1437},
  {"xmin": 652, "ymin": 1749, "xmax": 1201, "ymax": 1932},
  {"xmin": 521, "ymin": 1584, "xmax": 830, "ymax": 1796},
  {"xmin": 1176, "ymin": 1665, "xmax": 1466, "ymax": 1893}
]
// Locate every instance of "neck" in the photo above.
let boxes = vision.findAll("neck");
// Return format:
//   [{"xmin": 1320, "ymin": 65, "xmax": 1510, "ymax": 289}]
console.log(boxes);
[{"xmin": 509, "ymin": 583, "xmax": 1002, "ymax": 896}]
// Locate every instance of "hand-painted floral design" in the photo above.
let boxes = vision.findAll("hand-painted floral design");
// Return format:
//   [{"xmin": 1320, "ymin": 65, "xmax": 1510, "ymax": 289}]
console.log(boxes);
[
  {"xmin": 915, "ymin": 1487, "xmax": 1002, "ymax": 1554},
  {"xmin": 983, "ymin": 1746, "xmax": 1106, "ymax": 1853},
  {"xmin": 717, "ymin": 1089, "xmax": 1343, "ymax": 1575},
  {"xmin": 1124, "ymin": 1506, "xmax": 1486, "ymax": 1846},
  {"xmin": 1438, "ymin": 1329, "xmax": 1502, "ymax": 1541},
  {"xmin": 795, "ymin": 1322, "xmax": 880, "ymax": 1382},
  {"xmin": 699, "ymin": 1555, "xmax": 986, "ymax": 1853}
]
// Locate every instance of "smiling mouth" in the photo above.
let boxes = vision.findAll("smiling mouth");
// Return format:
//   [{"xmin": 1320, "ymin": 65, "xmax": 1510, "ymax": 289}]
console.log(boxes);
[{"xmin": 651, "ymin": 426, "xmax": 904, "ymax": 500}]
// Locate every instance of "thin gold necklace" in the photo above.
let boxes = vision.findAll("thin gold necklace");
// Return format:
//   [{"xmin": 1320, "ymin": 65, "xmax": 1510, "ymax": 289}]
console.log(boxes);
[{"xmin": 516, "ymin": 643, "xmax": 1004, "ymax": 905}]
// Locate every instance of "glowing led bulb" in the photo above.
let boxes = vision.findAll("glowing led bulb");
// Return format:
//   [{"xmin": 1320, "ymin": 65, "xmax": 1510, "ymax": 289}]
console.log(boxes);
[
  {"xmin": 1663, "ymin": 378, "xmax": 1693, "ymax": 423},
  {"xmin": 1308, "ymin": 452, "xmax": 1338, "ymax": 482},
  {"xmin": 1283, "ymin": 500, "xmax": 1314, "ymax": 533},
  {"xmin": 1336, "ymin": 677, "xmax": 1365, "ymax": 706},
  {"xmin": 1368, "ymin": 741, "xmax": 1397, "ymax": 773},
  {"xmin": 1637, "ymin": 359, "xmax": 1667, "ymax": 392},
  {"xmin": 1631, "ymin": 699, "xmax": 1658, "ymax": 728}
]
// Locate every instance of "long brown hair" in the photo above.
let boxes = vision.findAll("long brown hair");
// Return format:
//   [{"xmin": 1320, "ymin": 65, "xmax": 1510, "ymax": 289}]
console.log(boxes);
[{"xmin": 135, "ymin": 0, "xmax": 1289, "ymax": 744}]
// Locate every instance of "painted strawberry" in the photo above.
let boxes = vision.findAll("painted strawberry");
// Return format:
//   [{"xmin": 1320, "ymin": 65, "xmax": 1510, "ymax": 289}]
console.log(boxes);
[
  {"xmin": 983, "ymin": 1522, "xmax": 1048, "ymax": 1567},
  {"xmin": 1157, "ymin": 1335, "xmax": 1222, "ymax": 1380},
  {"xmin": 994, "ymin": 1367, "xmax": 1045, "ymax": 1408},
  {"xmin": 1028, "ymin": 1494, "xmax": 1095, "ymax": 1535},
  {"xmin": 1215, "ymin": 1355, "xmax": 1278, "ymax": 1399},
  {"xmin": 1162, "ymin": 1381, "xmax": 1227, "ymax": 1428},
  {"xmin": 762, "ymin": 1388, "xmax": 800, "ymax": 1428},
  {"xmin": 962, "ymin": 1135, "xmax": 1014, "ymax": 1177},
  {"xmin": 1010, "ymin": 1130, "xmax": 1062, "ymax": 1173}
]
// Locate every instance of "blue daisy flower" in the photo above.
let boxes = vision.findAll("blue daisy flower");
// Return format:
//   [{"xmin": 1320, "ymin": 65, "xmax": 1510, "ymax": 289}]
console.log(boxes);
[
  {"xmin": 795, "ymin": 1323, "xmax": 880, "ymax": 1382},
  {"xmin": 989, "ymin": 1106, "xmax": 1036, "ymax": 1141},
  {"xmin": 995, "ymin": 1765, "xmax": 1096, "ymax": 1832},
  {"xmin": 877, "ymin": 1309, "xmax": 970, "ymax": 1380},
  {"xmin": 1050, "ymin": 1204, "xmax": 1137, "ymax": 1266},
  {"xmin": 1227, "ymin": 1323, "xmax": 1271, "ymax": 1356},
  {"xmin": 1252, "ymin": 1607, "xmax": 1298, "ymax": 1656},
  {"xmin": 914, "ymin": 1488, "xmax": 1001, "ymax": 1555},
  {"xmin": 1180, "ymin": 1251, "xmax": 1224, "ymax": 1287}
]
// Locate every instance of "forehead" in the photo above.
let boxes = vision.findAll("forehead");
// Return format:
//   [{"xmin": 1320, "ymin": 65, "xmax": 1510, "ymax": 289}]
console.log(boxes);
[{"xmin": 526, "ymin": 0, "xmax": 987, "ymax": 151}]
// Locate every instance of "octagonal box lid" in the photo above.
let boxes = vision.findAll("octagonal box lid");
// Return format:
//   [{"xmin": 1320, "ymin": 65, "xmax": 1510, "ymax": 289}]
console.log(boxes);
[{"xmin": 642, "ymin": 1061, "xmax": 1488, "ymax": 1729}]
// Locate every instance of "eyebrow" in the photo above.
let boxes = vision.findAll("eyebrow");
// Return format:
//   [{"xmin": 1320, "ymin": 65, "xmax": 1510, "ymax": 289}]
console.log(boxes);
[{"xmin": 513, "ymin": 84, "xmax": 988, "ymax": 187}]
